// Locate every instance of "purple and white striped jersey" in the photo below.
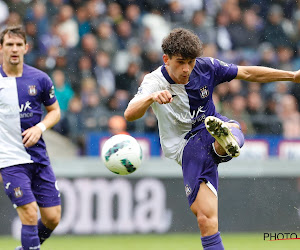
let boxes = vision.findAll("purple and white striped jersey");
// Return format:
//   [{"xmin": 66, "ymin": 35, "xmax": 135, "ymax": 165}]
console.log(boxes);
[
  {"xmin": 0, "ymin": 64, "xmax": 56, "ymax": 168},
  {"xmin": 130, "ymin": 57, "xmax": 238, "ymax": 163}
]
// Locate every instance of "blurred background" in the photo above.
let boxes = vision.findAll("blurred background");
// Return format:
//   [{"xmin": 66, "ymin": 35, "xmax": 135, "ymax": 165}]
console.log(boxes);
[
  {"xmin": 2, "ymin": 0, "xmax": 300, "ymax": 154},
  {"xmin": 0, "ymin": 0, "xmax": 300, "ymax": 249}
]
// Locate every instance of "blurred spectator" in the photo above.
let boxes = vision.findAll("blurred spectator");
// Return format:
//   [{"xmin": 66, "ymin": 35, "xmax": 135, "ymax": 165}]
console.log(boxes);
[
  {"xmin": 166, "ymin": 0, "xmax": 185, "ymax": 26},
  {"xmin": 80, "ymin": 77, "xmax": 98, "ymax": 106},
  {"xmin": 125, "ymin": 4, "xmax": 143, "ymax": 37},
  {"xmin": 257, "ymin": 42, "xmax": 278, "ymax": 68},
  {"xmin": 81, "ymin": 92, "xmax": 110, "ymax": 132},
  {"xmin": 68, "ymin": 33, "xmax": 98, "ymax": 75},
  {"xmin": 25, "ymin": 1, "xmax": 49, "ymax": 39},
  {"xmin": 245, "ymin": 91, "xmax": 281, "ymax": 134},
  {"xmin": 174, "ymin": 0, "xmax": 204, "ymax": 22},
  {"xmin": 96, "ymin": 21, "xmax": 118, "ymax": 58},
  {"xmin": 94, "ymin": 50, "xmax": 116, "ymax": 99},
  {"xmin": 115, "ymin": 20, "xmax": 134, "ymax": 50},
  {"xmin": 6, "ymin": 0, "xmax": 29, "ymax": 20},
  {"xmin": 142, "ymin": 10, "xmax": 171, "ymax": 51},
  {"xmin": 214, "ymin": 10, "xmax": 233, "ymax": 52},
  {"xmin": 186, "ymin": 10, "xmax": 216, "ymax": 45},
  {"xmin": 142, "ymin": 49, "xmax": 162, "ymax": 72},
  {"xmin": 65, "ymin": 96, "xmax": 85, "ymax": 154},
  {"xmin": 57, "ymin": 5, "xmax": 79, "ymax": 48},
  {"xmin": 261, "ymin": 4, "xmax": 292, "ymax": 48},
  {"xmin": 6, "ymin": 11, "xmax": 22, "ymax": 26},
  {"xmin": 107, "ymin": 2, "xmax": 123, "ymax": 26},
  {"xmin": 72, "ymin": 55, "xmax": 95, "ymax": 93},
  {"xmin": 276, "ymin": 45, "xmax": 294, "ymax": 71},
  {"xmin": 75, "ymin": 4, "xmax": 92, "ymax": 39},
  {"xmin": 143, "ymin": 108, "xmax": 158, "ymax": 133},
  {"xmin": 235, "ymin": 9, "xmax": 262, "ymax": 50},
  {"xmin": 0, "ymin": 0, "xmax": 9, "ymax": 26},
  {"xmin": 84, "ymin": 0, "xmax": 107, "ymax": 30},
  {"xmin": 115, "ymin": 61, "xmax": 140, "ymax": 101},
  {"xmin": 277, "ymin": 94, "xmax": 300, "ymax": 138},
  {"xmin": 223, "ymin": 95, "xmax": 255, "ymax": 135},
  {"xmin": 113, "ymin": 39, "xmax": 142, "ymax": 73},
  {"xmin": 108, "ymin": 115, "xmax": 129, "ymax": 135},
  {"xmin": 52, "ymin": 69, "xmax": 74, "ymax": 112},
  {"xmin": 46, "ymin": 0, "xmax": 64, "ymax": 18}
]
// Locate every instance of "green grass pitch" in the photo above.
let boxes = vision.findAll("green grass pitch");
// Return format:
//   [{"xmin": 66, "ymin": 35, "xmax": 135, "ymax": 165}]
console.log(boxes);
[{"xmin": 0, "ymin": 233, "xmax": 299, "ymax": 250}]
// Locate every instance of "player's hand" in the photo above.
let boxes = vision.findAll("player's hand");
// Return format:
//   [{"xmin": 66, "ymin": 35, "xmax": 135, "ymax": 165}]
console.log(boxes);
[
  {"xmin": 294, "ymin": 70, "xmax": 300, "ymax": 83},
  {"xmin": 22, "ymin": 126, "xmax": 43, "ymax": 147},
  {"xmin": 152, "ymin": 90, "xmax": 173, "ymax": 104}
]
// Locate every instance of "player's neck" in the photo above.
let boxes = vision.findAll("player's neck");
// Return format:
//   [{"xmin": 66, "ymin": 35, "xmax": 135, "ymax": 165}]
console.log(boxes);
[{"xmin": 2, "ymin": 63, "xmax": 23, "ymax": 77}]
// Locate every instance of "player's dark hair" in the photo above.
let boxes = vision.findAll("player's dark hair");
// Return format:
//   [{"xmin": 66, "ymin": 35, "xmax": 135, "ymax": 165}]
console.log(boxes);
[
  {"xmin": 161, "ymin": 28, "xmax": 203, "ymax": 59},
  {"xmin": 0, "ymin": 25, "xmax": 27, "ymax": 45}
]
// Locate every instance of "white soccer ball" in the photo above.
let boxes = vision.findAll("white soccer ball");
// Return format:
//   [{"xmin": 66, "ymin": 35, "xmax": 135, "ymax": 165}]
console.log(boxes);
[{"xmin": 101, "ymin": 134, "xmax": 143, "ymax": 175}]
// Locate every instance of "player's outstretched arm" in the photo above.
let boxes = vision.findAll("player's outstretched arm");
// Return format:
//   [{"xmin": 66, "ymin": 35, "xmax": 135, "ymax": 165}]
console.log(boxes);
[
  {"xmin": 236, "ymin": 66, "xmax": 299, "ymax": 83},
  {"xmin": 22, "ymin": 101, "xmax": 61, "ymax": 147},
  {"xmin": 124, "ymin": 90, "xmax": 173, "ymax": 122}
]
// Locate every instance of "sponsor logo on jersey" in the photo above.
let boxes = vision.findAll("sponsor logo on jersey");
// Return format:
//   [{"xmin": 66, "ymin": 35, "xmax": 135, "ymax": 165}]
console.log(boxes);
[
  {"xmin": 173, "ymin": 105, "xmax": 206, "ymax": 124},
  {"xmin": 14, "ymin": 187, "xmax": 23, "ymax": 198},
  {"xmin": 28, "ymin": 85, "xmax": 37, "ymax": 96},
  {"xmin": 200, "ymin": 86, "xmax": 209, "ymax": 99}
]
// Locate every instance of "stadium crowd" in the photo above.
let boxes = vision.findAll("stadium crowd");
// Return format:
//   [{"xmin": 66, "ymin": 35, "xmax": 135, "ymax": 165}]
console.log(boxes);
[{"xmin": 2, "ymin": 0, "xmax": 300, "ymax": 154}]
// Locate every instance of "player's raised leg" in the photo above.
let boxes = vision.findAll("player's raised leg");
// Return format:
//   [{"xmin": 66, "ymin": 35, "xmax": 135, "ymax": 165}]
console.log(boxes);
[
  {"xmin": 191, "ymin": 182, "xmax": 224, "ymax": 250},
  {"xmin": 205, "ymin": 116, "xmax": 244, "ymax": 157}
]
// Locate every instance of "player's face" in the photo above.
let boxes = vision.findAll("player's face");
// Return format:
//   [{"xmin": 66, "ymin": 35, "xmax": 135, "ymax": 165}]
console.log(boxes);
[
  {"xmin": 0, "ymin": 33, "xmax": 28, "ymax": 66},
  {"xmin": 163, "ymin": 54, "xmax": 196, "ymax": 84}
]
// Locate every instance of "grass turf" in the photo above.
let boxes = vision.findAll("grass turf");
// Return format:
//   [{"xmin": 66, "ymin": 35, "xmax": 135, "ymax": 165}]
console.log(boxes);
[{"xmin": 1, "ymin": 233, "xmax": 300, "ymax": 250}]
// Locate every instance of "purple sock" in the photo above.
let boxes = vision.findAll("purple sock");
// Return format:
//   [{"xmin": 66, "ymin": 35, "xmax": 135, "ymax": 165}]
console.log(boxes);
[
  {"xmin": 201, "ymin": 232, "xmax": 224, "ymax": 250},
  {"xmin": 38, "ymin": 219, "xmax": 53, "ymax": 244},
  {"xmin": 21, "ymin": 225, "xmax": 40, "ymax": 250},
  {"xmin": 230, "ymin": 127, "xmax": 245, "ymax": 148}
]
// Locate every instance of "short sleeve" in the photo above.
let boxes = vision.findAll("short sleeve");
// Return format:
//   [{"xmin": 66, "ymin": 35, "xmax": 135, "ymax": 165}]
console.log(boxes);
[
  {"xmin": 206, "ymin": 58, "xmax": 238, "ymax": 86},
  {"xmin": 41, "ymin": 75, "xmax": 57, "ymax": 106},
  {"xmin": 129, "ymin": 74, "xmax": 161, "ymax": 104}
]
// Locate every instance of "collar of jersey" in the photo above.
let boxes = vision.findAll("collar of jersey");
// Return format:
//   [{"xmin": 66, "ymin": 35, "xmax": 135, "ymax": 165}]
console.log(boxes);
[
  {"xmin": 0, "ymin": 65, "xmax": 7, "ymax": 77},
  {"xmin": 161, "ymin": 64, "xmax": 176, "ymax": 84}
]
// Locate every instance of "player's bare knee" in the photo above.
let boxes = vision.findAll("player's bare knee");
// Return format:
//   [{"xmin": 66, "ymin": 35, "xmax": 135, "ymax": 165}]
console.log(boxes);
[
  {"xmin": 17, "ymin": 203, "xmax": 38, "ymax": 224},
  {"xmin": 42, "ymin": 207, "xmax": 61, "ymax": 229},
  {"xmin": 196, "ymin": 214, "xmax": 218, "ymax": 233}
]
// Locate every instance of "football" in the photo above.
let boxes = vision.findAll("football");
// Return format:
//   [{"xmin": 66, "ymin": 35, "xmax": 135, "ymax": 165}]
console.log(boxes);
[{"xmin": 101, "ymin": 134, "xmax": 143, "ymax": 175}]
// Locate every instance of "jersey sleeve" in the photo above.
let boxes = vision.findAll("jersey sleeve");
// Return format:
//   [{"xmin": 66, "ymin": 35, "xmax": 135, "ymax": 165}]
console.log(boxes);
[
  {"xmin": 129, "ymin": 74, "xmax": 161, "ymax": 104},
  {"xmin": 41, "ymin": 75, "xmax": 57, "ymax": 106},
  {"xmin": 205, "ymin": 57, "xmax": 238, "ymax": 86}
]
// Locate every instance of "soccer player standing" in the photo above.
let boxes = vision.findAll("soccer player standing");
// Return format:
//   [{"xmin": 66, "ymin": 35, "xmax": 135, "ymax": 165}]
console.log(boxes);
[
  {"xmin": 124, "ymin": 28, "xmax": 300, "ymax": 249},
  {"xmin": 0, "ymin": 26, "xmax": 61, "ymax": 250}
]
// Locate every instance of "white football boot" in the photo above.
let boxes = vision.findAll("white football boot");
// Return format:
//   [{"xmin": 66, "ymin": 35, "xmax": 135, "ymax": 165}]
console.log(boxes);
[{"xmin": 205, "ymin": 116, "xmax": 240, "ymax": 157}]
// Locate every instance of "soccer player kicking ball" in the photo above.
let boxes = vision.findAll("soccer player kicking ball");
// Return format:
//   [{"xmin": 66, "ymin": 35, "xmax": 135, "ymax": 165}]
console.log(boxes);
[
  {"xmin": 124, "ymin": 28, "xmax": 300, "ymax": 249},
  {"xmin": 0, "ymin": 26, "xmax": 61, "ymax": 250}
]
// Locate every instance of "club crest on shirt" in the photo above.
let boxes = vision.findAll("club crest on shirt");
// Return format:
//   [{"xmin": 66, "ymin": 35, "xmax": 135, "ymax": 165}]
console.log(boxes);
[
  {"xmin": 199, "ymin": 86, "xmax": 209, "ymax": 99},
  {"xmin": 28, "ymin": 85, "xmax": 37, "ymax": 96},
  {"xmin": 14, "ymin": 187, "xmax": 23, "ymax": 198}
]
